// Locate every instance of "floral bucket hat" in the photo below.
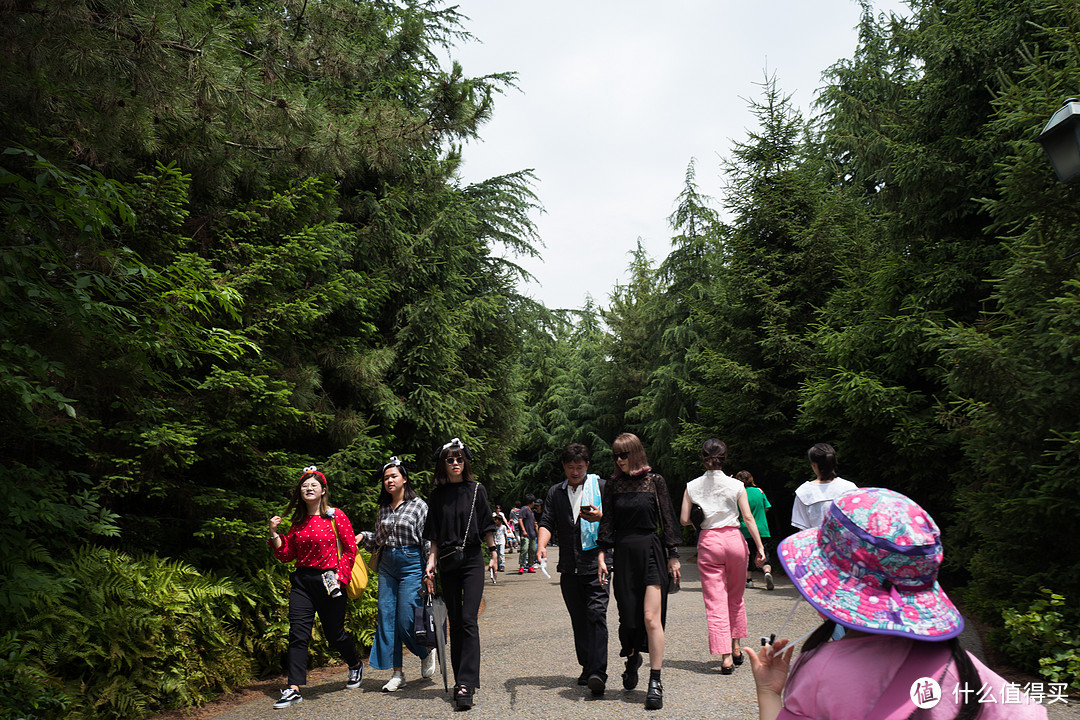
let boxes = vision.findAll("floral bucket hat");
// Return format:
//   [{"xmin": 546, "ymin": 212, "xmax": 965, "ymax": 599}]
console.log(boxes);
[{"xmin": 778, "ymin": 487, "xmax": 963, "ymax": 640}]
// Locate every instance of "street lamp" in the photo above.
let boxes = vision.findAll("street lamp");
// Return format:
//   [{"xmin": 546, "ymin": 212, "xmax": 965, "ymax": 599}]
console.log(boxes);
[{"xmin": 1038, "ymin": 98, "xmax": 1080, "ymax": 183}]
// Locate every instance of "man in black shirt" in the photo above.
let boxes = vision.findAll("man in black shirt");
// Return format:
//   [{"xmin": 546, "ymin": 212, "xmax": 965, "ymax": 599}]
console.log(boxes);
[{"xmin": 537, "ymin": 443, "xmax": 609, "ymax": 696}]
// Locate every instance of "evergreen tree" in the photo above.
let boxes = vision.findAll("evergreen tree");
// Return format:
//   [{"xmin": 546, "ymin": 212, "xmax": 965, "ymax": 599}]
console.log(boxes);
[
  {"xmin": 638, "ymin": 160, "xmax": 722, "ymax": 485},
  {"xmin": 686, "ymin": 75, "xmax": 833, "ymax": 486},
  {"xmin": 926, "ymin": 0, "xmax": 1080, "ymax": 616}
]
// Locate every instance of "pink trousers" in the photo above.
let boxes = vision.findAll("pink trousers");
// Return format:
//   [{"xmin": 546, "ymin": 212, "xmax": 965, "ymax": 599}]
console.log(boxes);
[{"xmin": 697, "ymin": 527, "xmax": 749, "ymax": 654}]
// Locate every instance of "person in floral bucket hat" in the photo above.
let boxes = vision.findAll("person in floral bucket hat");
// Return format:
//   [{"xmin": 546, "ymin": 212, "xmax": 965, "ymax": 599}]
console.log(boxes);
[{"xmin": 745, "ymin": 487, "xmax": 1047, "ymax": 720}]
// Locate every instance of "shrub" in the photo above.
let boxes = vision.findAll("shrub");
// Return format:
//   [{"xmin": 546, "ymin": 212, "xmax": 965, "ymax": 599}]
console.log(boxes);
[
  {"xmin": 1001, "ymin": 588, "xmax": 1080, "ymax": 694},
  {"xmin": 0, "ymin": 632, "xmax": 69, "ymax": 720}
]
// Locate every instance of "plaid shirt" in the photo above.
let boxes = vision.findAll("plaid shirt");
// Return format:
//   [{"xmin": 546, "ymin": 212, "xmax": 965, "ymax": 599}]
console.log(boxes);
[{"xmin": 359, "ymin": 497, "xmax": 430, "ymax": 555}]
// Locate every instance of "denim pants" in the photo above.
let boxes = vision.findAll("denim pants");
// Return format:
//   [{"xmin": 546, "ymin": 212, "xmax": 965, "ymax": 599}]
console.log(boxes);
[{"xmin": 370, "ymin": 545, "xmax": 431, "ymax": 670}]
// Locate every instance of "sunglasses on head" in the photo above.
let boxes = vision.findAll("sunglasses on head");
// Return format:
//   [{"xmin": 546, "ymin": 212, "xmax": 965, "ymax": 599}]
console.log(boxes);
[
  {"xmin": 445, "ymin": 456, "xmax": 465, "ymax": 465},
  {"xmin": 614, "ymin": 451, "xmax": 630, "ymax": 461}
]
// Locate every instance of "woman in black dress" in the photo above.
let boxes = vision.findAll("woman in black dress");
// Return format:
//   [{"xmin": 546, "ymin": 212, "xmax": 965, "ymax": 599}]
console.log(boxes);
[
  {"xmin": 422, "ymin": 438, "xmax": 498, "ymax": 710},
  {"xmin": 597, "ymin": 433, "xmax": 681, "ymax": 710}
]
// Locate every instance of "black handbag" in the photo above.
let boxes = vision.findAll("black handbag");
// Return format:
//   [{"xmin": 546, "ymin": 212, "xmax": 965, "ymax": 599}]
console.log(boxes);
[
  {"xmin": 436, "ymin": 482, "xmax": 479, "ymax": 574},
  {"xmin": 414, "ymin": 594, "xmax": 437, "ymax": 648},
  {"xmin": 438, "ymin": 545, "xmax": 466, "ymax": 572}
]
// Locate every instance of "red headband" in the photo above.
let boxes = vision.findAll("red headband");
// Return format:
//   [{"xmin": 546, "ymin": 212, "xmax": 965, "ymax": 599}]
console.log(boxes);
[{"xmin": 302, "ymin": 465, "xmax": 327, "ymax": 486}]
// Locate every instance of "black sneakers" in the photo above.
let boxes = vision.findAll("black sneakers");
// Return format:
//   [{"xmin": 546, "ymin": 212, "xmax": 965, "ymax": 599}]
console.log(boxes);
[{"xmin": 273, "ymin": 688, "xmax": 302, "ymax": 709}]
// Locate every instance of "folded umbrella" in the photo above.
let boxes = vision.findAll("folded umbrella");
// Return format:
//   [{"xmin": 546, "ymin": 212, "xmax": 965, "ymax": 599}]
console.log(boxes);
[{"xmin": 431, "ymin": 594, "xmax": 450, "ymax": 692}]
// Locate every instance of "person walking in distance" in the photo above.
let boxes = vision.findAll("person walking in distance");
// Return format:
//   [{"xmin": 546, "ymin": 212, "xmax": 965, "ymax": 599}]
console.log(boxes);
[
  {"xmin": 517, "ymin": 494, "xmax": 538, "ymax": 574},
  {"xmin": 537, "ymin": 443, "xmax": 610, "ymax": 696},
  {"xmin": 791, "ymin": 443, "xmax": 857, "ymax": 531},
  {"xmin": 735, "ymin": 470, "xmax": 774, "ymax": 591}
]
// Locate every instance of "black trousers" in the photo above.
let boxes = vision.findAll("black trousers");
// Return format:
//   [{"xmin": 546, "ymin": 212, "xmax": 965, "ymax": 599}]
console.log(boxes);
[
  {"xmin": 560, "ymin": 571, "xmax": 610, "ymax": 680},
  {"xmin": 287, "ymin": 568, "xmax": 361, "ymax": 686},
  {"xmin": 440, "ymin": 547, "xmax": 485, "ymax": 688}
]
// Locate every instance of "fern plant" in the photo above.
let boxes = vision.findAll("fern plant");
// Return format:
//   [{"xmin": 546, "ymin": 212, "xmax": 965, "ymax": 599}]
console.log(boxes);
[{"xmin": 18, "ymin": 547, "xmax": 252, "ymax": 719}]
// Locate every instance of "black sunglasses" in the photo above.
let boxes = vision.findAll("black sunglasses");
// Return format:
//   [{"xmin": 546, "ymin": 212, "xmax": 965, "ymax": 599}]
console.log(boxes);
[
  {"xmin": 445, "ymin": 456, "xmax": 465, "ymax": 465},
  {"xmin": 614, "ymin": 451, "xmax": 630, "ymax": 461}
]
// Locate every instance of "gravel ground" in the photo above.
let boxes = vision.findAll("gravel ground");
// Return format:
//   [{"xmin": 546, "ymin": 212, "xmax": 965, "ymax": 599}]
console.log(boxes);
[{"xmin": 191, "ymin": 547, "xmax": 1076, "ymax": 720}]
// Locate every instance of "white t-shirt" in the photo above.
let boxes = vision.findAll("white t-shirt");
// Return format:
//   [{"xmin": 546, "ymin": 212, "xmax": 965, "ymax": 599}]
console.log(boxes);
[
  {"xmin": 791, "ymin": 477, "xmax": 857, "ymax": 530},
  {"xmin": 686, "ymin": 470, "xmax": 745, "ymax": 530}
]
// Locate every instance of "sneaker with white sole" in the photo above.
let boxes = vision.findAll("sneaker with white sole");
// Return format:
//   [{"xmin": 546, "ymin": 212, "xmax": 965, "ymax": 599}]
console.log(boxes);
[
  {"xmin": 421, "ymin": 650, "xmax": 437, "ymax": 679},
  {"xmin": 382, "ymin": 672, "xmax": 406, "ymax": 692},
  {"xmin": 346, "ymin": 663, "xmax": 363, "ymax": 689},
  {"xmin": 273, "ymin": 688, "xmax": 303, "ymax": 709},
  {"xmin": 765, "ymin": 572, "xmax": 775, "ymax": 590}
]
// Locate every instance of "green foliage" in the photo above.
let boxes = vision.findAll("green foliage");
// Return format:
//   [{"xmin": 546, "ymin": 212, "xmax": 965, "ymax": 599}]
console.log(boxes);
[
  {"xmin": 1001, "ymin": 589, "xmax": 1080, "ymax": 693},
  {"xmin": 16, "ymin": 548, "xmax": 250, "ymax": 718},
  {"xmin": 1, "ymin": 0, "xmax": 537, "ymax": 714},
  {"xmin": 683, "ymin": 74, "xmax": 846, "ymax": 488},
  {"xmin": 509, "ymin": 301, "xmax": 612, "ymax": 501},
  {"xmin": 0, "ymin": 546, "xmax": 377, "ymax": 719},
  {"xmin": 0, "ymin": 632, "xmax": 70, "ymax": 720}
]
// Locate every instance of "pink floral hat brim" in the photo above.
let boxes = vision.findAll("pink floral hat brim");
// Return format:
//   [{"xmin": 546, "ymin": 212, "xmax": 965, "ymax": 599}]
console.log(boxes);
[{"xmin": 778, "ymin": 488, "xmax": 963, "ymax": 640}]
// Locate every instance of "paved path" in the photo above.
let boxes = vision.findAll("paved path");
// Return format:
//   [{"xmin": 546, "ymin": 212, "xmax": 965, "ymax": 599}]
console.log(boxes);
[{"xmin": 212, "ymin": 548, "xmax": 1076, "ymax": 719}]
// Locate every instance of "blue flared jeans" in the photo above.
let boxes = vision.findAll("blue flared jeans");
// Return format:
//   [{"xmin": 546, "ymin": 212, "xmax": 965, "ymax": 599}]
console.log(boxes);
[{"xmin": 370, "ymin": 545, "xmax": 431, "ymax": 670}]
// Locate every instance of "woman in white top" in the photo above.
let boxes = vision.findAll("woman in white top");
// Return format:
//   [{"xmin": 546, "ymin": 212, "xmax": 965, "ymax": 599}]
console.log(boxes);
[
  {"xmin": 790, "ymin": 443, "xmax": 857, "ymax": 530},
  {"xmin": 680, "ymin": 438, "xmax": 766, "ymax": 674}
]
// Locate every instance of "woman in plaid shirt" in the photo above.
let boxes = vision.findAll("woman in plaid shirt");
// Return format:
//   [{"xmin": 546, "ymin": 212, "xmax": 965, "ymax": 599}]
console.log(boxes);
[{"xmin": 357, "ymin": 456, "xmax": 436, "ymax": 692}]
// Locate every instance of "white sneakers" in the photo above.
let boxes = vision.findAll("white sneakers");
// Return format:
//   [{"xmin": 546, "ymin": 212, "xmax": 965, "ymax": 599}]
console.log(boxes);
[
  {"xmin": 382, "ymin": 672, "xmax": 407, "ymax": 692},
  {"xmin": 421, "ymin": 651, "xmax": 437, "ymax": 679},
  {"xmin": 421, "ymin": 651, "xmax": 438, "ymax": 677}
]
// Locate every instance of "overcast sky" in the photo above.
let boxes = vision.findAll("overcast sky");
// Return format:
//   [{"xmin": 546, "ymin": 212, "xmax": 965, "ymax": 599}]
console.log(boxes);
[{"xmin": 442, "ymin": 1, "xmax": 909, "ymax": 311}]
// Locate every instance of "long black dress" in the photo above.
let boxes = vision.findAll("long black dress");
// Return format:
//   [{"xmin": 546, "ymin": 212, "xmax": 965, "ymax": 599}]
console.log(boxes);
[{"xmin": 597, "ymin": 470, "xmax": 680, "ymax": 657}]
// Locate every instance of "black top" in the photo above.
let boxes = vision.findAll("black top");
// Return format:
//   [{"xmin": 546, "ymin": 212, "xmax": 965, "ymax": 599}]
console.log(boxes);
[
  {"xmin": 597, "ymin": 471, "xmax": 680, "ymax": 559},
  {"xmin": 539, "ymin": 477, "xmax": 607, "ymax": 575},
  {"xmin": 423, "ymin": 480, "xmax": 496, "ymax": 549}
]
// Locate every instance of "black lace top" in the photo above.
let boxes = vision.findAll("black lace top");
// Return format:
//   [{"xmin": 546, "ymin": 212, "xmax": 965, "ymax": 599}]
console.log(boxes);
[{"xmin": 597, "ymin": 471, "xmax": 680, "ymax": 558}]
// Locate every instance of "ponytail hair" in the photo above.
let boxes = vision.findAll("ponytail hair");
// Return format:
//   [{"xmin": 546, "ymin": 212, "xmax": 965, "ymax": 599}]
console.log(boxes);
[{"xmin": 807, "ymin": 443, "xmax": 838, "ymax": 481}]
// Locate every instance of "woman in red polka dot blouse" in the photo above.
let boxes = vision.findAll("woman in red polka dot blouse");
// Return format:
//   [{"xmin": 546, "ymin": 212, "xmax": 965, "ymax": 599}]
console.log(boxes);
[{"xmin": 268, "ymin": 466, "xmax": 364, "ymax": 709}]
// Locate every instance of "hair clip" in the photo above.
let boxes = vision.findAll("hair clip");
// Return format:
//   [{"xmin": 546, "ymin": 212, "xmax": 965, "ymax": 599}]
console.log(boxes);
[
  {"xmin": 304, "ymin": 465, "xmax": 318, "ymax": 473},
  {"xmin": 438, "ymin": 437, "xmax": 473, "ymax": 461}
]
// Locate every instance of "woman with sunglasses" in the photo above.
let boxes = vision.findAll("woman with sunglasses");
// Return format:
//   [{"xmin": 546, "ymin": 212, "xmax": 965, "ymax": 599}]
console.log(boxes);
[
  {"xmin": 423, "ymin": 438, "xmax": 497, "ymax": 710},
  {"xmin": 356, "ymin": 456, "xmax": 437, "ymax": 692},
  {"xmin": 597, "ymin": 433, "xmax": 681, "ymax": 710}
]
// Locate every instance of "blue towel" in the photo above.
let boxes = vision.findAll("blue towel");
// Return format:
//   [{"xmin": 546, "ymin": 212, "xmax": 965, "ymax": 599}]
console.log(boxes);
[{"xmin": 580, "ymin": 474, "xmax": 601, "ymax": 551}]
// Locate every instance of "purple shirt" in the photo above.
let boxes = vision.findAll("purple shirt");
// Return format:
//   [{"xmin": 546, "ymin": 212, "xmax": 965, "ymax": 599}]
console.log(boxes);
[{"xmin": 519, "ymin": 505, "xmax": 536, "ymax": 539}]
